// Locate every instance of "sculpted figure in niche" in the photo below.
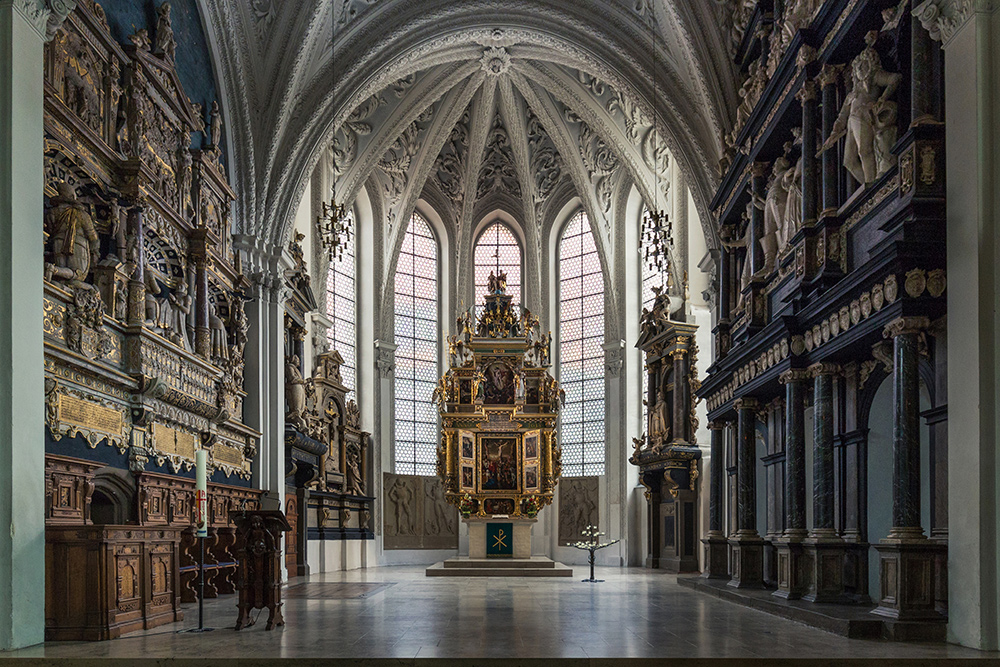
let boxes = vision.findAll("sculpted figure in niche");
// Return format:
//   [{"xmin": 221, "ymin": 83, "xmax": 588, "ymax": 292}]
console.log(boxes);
[
  {"xmin": 424, "ymin": 482, "xmax": 454, "ymax": 536},
  {"xmin": 648, "ymin": 385, "xmax": 670, "ymax": 448},
  {"xmin": 346, "ymin": 445, "xmax": 365, "ymax": 496},
  {"xmin": 209, "ymin": 301, "xmax": 229, "ymax": 361},
  {"xmin": 162, "ymin": 280, "xmax": 192, "ymax": 351},
  {"xmin": 752, "ymin": 156, "xmax": 791, "ymax": 276},
  {"xmin": 144, "ymin": 272, "xmax": 161, "ymax": 326},
  {"xmin": 285, "ymin": 355, "xmax": 307, "ymax": 431},
  {"xmin": 46, "ymin": 182, "xmax": 99, "ymax": 284},
  {"xmin": 820, "ymin": 31, "xmax": 901, "ymax": 185},
  {"xmin": 153, "ymin": 2, "xmax": 176, "ymax": 61},
  {"xmin": 783, "ymin": 132, "xmax": 803, "ymax": 248}
]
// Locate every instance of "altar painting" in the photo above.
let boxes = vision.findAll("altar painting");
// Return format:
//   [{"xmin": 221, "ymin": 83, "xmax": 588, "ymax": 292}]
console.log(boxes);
[
  {"xmin": 479, "ymin": 436, "xmax": 519, "ymax": 491},
  {"xmin": 483, "ymin": 361, "xmax": 515, "ymax": 405}
]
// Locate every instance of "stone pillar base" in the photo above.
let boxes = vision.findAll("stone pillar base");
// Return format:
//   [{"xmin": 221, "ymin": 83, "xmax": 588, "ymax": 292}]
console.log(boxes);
[
  {"xmin": 728, "ymin": 532, "xmax": 764, "ymax": 589},
  {"xmin": 872, "ymin": 536, "xmax": 948, "ymax": 621},
  {"xmin": 802, "ymin": 534, "xmax": 847, "ymax": 602},
  {"xmin": 702, "ymin": 532, "xmax": 729, "ymax": 579},
  {"xmin": 773, "ymin": 533, "xmax": 809, "ymax": 599}
]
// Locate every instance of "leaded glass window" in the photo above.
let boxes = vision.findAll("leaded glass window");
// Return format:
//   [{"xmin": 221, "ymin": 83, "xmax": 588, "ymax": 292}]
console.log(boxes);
[
  {"xmin": 559, "ymin": 211, "xmax": 605, "ymax": 477},
  {"xmin": 474, "ymin": 222, "xmax": 522, "ymax": 312},
  {"xmin": 641, "ymin": 207, "xmax": 660, "ymax": 313},
  {"xmin": 326, "ymin": 209, "xmax": 356, "ymax": 400},
  {"xmin": 394, "ymin": 212, "xmax": 439, "ymax": 476}
]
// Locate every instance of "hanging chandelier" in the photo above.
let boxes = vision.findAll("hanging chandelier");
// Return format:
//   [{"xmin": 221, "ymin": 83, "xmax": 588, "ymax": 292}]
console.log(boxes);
[
  {"xmin": 641, "ymin": 26, "xmax": 673, "ymax": 287},
  {"xmin": 318, "ymin": 199, "xmax": 351, "ymax": 262},
  {"xmin": 318, "ymin": 16, "xmax": 352, "ymax": 263}
]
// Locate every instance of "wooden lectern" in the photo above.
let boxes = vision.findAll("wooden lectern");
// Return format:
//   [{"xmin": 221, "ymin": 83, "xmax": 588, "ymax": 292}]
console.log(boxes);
[{"xmin": 232, "ymin": 510, "xmax": 291, "ymax": 630}]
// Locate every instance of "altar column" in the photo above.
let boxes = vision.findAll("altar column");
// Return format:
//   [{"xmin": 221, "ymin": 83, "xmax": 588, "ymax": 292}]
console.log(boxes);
[
  {"xmin": 702, "ymin": 421, "xmax": 728, "ymax": 578},
  {"xmin": 803, "ymin": 363, "xmax": 846, "ymax": 602},
  {"xmin": 729, "ymin": 398, "xmax": 763, "ymax": 588},
  {"xmin": 774, "ymin": 369, "xmax": 809, "ymax": 599},
  {"xmin": 819, "ymin": 65, "xmax": 842, "ymax": 217},
  {"xmin": 0, "ymin": 0, "xmax": 73, "ymax": 649},
  {"xmin": 873, "ymin": 317, "xmax": 945, "ymax": 622}
]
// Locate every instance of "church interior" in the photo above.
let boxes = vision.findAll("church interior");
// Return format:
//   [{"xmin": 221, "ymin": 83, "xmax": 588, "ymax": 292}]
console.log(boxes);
[{"xmin": 1, "ymin": 0, "xmax": 999, "ymax": 661}]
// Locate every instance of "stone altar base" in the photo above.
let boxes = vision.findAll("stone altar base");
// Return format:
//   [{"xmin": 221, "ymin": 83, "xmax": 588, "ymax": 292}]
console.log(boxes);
[
  {"xmin": 426, "ymin": 556, "xmax": 573, "ymax": 577},
  {"xmin": 465, "ymin": 516, "xmax": 535, "ymax": 559}
]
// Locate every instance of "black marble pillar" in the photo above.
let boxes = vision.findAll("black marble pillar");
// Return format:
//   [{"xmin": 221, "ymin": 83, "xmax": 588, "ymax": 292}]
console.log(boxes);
[
  {"xmin": 750, "ymin": 162, "xmax": 767, "ymax": 274},
  {"xmin": 708, "ymin": 422, "xmax": 724, "ymax": 534},
  {"xmin": 195, "ymin": 257, "xmax": 210, "ymax": 358},
  {"xmin": 887, "ymin": 318, "xmax": 927, "ymax": 534},
  {"xmin": 672, "ymin": 350, "xmax": 688, "ymax": 443},
  {"xmin": 818, "ymin": 65, "xmax": 842, "ymax": 216},
  {"xmin": 735, "ymin": 398, "xmax": 758, "ymax": 534},
  {"xmin": 718, "ymin": 238, "xmax": 731, "ymax": 321},
  {"xmin": 781, "ymin": 369, "xmax": 809, "ymax": 535},
  {"xmin": 799, "ymin": 80, "xmax": 819, "ymax": 227},
  {"xmin": 126, "ymin": 204, "xmax": 146, "ymax": 326},
  {"xmin": 810, "ymin": 363, "xmax": 839, "ymax": 534},
  {"xmin": 911, "ymin": 14, "xmax": 943, "ymax": 124}
]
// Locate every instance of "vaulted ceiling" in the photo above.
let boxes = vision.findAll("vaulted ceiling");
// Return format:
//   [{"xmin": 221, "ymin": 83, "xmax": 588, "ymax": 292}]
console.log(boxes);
[{"xmin": 197, "ymin": 0, "xmax": 739, "ymax": 266}]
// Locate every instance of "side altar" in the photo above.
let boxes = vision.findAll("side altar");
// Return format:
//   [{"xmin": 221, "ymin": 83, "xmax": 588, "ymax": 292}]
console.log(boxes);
[{"xmin": 426, "ymin": 273, "xmax": 571, "ymax": 577}]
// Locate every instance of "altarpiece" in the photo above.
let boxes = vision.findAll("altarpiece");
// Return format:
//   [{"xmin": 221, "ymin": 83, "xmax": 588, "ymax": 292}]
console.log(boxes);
[{"xmin": 435, "ymin": 273, "xmax": 561, "ymax": 555}]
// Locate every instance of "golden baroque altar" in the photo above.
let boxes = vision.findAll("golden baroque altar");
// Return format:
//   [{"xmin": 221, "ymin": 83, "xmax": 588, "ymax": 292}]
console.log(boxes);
[{"xmin": 435, "ymin": 272, "xmax": 562, "ymax": 518}]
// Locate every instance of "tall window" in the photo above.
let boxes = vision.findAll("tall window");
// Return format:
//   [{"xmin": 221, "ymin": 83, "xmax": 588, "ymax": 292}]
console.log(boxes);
[
  {"xmin": 394, "ymin": 213, "xmax": 439, "ymax": 475},
  {"xmin": 474, "ymin": 222, "xmax": 522, "ymax": 310},
  {"xmin": 326, "ymin": 209, "xmax": 356, "ymax": 400},
  {"xmin": 559, "ymin": 211, "xmax": 605, "ymax": 476}
]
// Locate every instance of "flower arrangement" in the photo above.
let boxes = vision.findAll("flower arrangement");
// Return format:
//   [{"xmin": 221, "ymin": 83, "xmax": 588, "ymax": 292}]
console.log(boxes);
[
  {"xmin": 458, "ymin": 493, "xmax": 475, "ymax": 516},
  {"xmin": 570, "ymin": 525, "xmax": 620, "ymax": 582},
  {"xmin": 521, "ymin": 495, "xmax": 540, "ymax": 517}
]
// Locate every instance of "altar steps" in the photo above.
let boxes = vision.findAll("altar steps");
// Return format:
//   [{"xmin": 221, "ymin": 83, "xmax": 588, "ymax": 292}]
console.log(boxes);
[{"xmin": 425, "ymin": 556, "xmax": 574, "ymax": 577}]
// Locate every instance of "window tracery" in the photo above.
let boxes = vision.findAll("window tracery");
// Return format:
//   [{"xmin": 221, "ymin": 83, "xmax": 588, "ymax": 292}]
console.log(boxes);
[
  {"xmin": 394, "ymin": 212, "xmax": 439, "ymax": 476},
  {"xmin": 559, "ymin": 211, "xmax": 605, "ymax": 477},
  {"xmin": 474, "ymin": 222, "xmax": 522, "ymax": 314},
  {"xmin": 326, "ymin": 209, "xmax": 357, "ymax": 399}
]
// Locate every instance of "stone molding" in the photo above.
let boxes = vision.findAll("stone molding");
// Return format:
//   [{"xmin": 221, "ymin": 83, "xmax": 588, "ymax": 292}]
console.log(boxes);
[
  {"xmin": 913, "ymin": 0, "xmax": 999, "ymax": 45},
  {"xmin": 808, "ymin": 362, "xmax": 841, "ymax": 377},
  {"xmin": 779, "ymin": 368, "xmax": 811, "ymax": 384}
]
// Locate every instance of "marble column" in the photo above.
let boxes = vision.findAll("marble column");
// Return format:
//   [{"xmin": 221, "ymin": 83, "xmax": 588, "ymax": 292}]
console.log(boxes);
[
  {"xmin": 913, "ymin": 1, "xmax": 1000, "ymax": 647},
  {"xmin": 774, "ymin": 369, "xmax": 810, "ymax": 599},
  {"xmin": 799, "ymin": 79, "xmax": 820, "ymax": 228},
  {"xmin": 671, "ymin": 347, "xmax": 689, "ymax": 443},
  {"xmin": 802, "ymin": 363, "xmax": 846, "ymax": 602},
  {"xmin": 729, "ymin": 398, "xmax": 764, "ymax": 588},
  {"xmin": 702, "ymin": 421, "xmax": 729, "ymax": 578},
  {"xmin": 873, "ymin": 317, "xmax": 945, "ymax": 622},
  {"xmin": 125, "ymin": 204, "xmax": 147, "ymax": 325},
  {"xmin": 194, "ymin": 254, "xmax": 210, "ymax": 358},
  {"xmin": 0, "ymin": 0, "xmax": 72, "ymax": 649},
  {"xmin": 818, "ymin": 65, "xmax": 842, "ymax": 217}
]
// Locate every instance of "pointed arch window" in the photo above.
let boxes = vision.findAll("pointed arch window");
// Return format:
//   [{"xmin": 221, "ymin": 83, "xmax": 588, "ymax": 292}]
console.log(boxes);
[
  {"xmin": 474, "ymin": 222, "xmax": 522, "ymax": 311},
  {"xmin": 394, "ymin": 212, "xmax": 439, "ymax": 476},
  {"xmin": 558, "ymin": 211, "xmax": 605, "ymax": 477},
  {"xmin": 326, "ymin": 208, "xmax": 356, "ymax": 400}
]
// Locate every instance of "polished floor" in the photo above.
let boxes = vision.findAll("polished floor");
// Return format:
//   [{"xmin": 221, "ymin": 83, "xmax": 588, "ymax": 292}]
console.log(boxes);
[{"xmin": 8, "ymin": 566, "xmax": 998, "ymax": 660}]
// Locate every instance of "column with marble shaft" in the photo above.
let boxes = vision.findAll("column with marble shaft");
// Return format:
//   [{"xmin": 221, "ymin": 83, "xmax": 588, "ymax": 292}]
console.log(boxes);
[
  {"xmin": 773, "ymin": 369, "xmax": 810, "ymax": 598},
  {"xmin": 802, "ymin": 362, "xmax": 846, "ymax": 602},
  {"xmin": 126, "ymin": 204, "xmax": 146, "ymax": 326},
  {"xmin": 671, "ymin": 347, "xmax": 689, "ymax": 443},
  {"xmin": 873, "ymin": 317, "xmax": 945, "ymax": 620},
  {"xmin": 728, "ymin": 398, "xmax": 764, "ymax": 588},
  {"xmin": 702, "ymin": 421, "xmax": 729, "ymax": 578},
  {"xmin": 819, "ymin": 65, "xmax": 842, "ymax": 216},
  {"xmin": 799, "ymin": 79, "xmax": 820, "ymax": 228},
  {"xmin": 750, "ymin": 161, "xmax": 768, "ymax": 275}
]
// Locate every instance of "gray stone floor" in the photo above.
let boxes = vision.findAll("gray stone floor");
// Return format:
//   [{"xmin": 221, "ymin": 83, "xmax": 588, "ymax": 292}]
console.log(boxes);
[{"xmin": 8, "ymin": 566, "xmax": 998, "ymax": 659}]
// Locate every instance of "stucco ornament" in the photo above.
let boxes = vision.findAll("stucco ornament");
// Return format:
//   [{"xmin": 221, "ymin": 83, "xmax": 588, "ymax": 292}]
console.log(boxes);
[{"xmin": 480, "ymin": 46, "xmax": 512, "ymax": 76}]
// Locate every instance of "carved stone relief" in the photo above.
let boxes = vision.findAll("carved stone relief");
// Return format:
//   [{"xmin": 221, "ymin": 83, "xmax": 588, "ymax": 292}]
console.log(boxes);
[
  {"xmin": 558, "ymin": 476, "xmax": 599, "ymax": 546},
  {"xmin": 383, "ymin": 473, "xmax": 458, "ymax": 550}
]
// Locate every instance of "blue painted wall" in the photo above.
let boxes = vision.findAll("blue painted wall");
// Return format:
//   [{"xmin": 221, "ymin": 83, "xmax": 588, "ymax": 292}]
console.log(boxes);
[{"xmin": 99, "ymin": 0, "xmax": 225, "ymax": 165}]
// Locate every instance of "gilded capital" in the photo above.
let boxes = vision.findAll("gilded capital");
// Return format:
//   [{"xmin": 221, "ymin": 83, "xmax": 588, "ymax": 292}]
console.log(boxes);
[
  {"xmin": 751, "ymin": 161, "xmax": 770, "ymax": 179},
  {"xmin": 883, "ymin": 316, "xmax": 931, "ymax": 339},
  {"xmin": 707, "ymin": 421, "xmax": 726, "ymax": 431},
  {"xmin": 734, "ymin": 397, "xmax": 759, "ymax": 410},
  {"xmin": 796, "ymin": 79, "xmax": 819, "ymax": 103}
]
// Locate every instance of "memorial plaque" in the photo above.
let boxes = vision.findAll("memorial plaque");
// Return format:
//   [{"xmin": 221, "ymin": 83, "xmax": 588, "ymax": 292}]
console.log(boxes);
[
  {"xmin": 214, "ymin": 442, "xmax": 244, "ymax": 466},
  {"xmin": 59, "ymin": 394, "xmax": 122, "ymax": 435}
]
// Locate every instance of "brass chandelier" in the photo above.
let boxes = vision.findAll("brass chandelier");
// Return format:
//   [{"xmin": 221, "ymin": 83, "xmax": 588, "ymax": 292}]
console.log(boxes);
[
  {"xmin": 319, "ymin": 16, "xmax": 352, "ymax": 263},
  {"xmin": 641, "ymin": 26, "xmax": 673, "ymax": 287}
]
